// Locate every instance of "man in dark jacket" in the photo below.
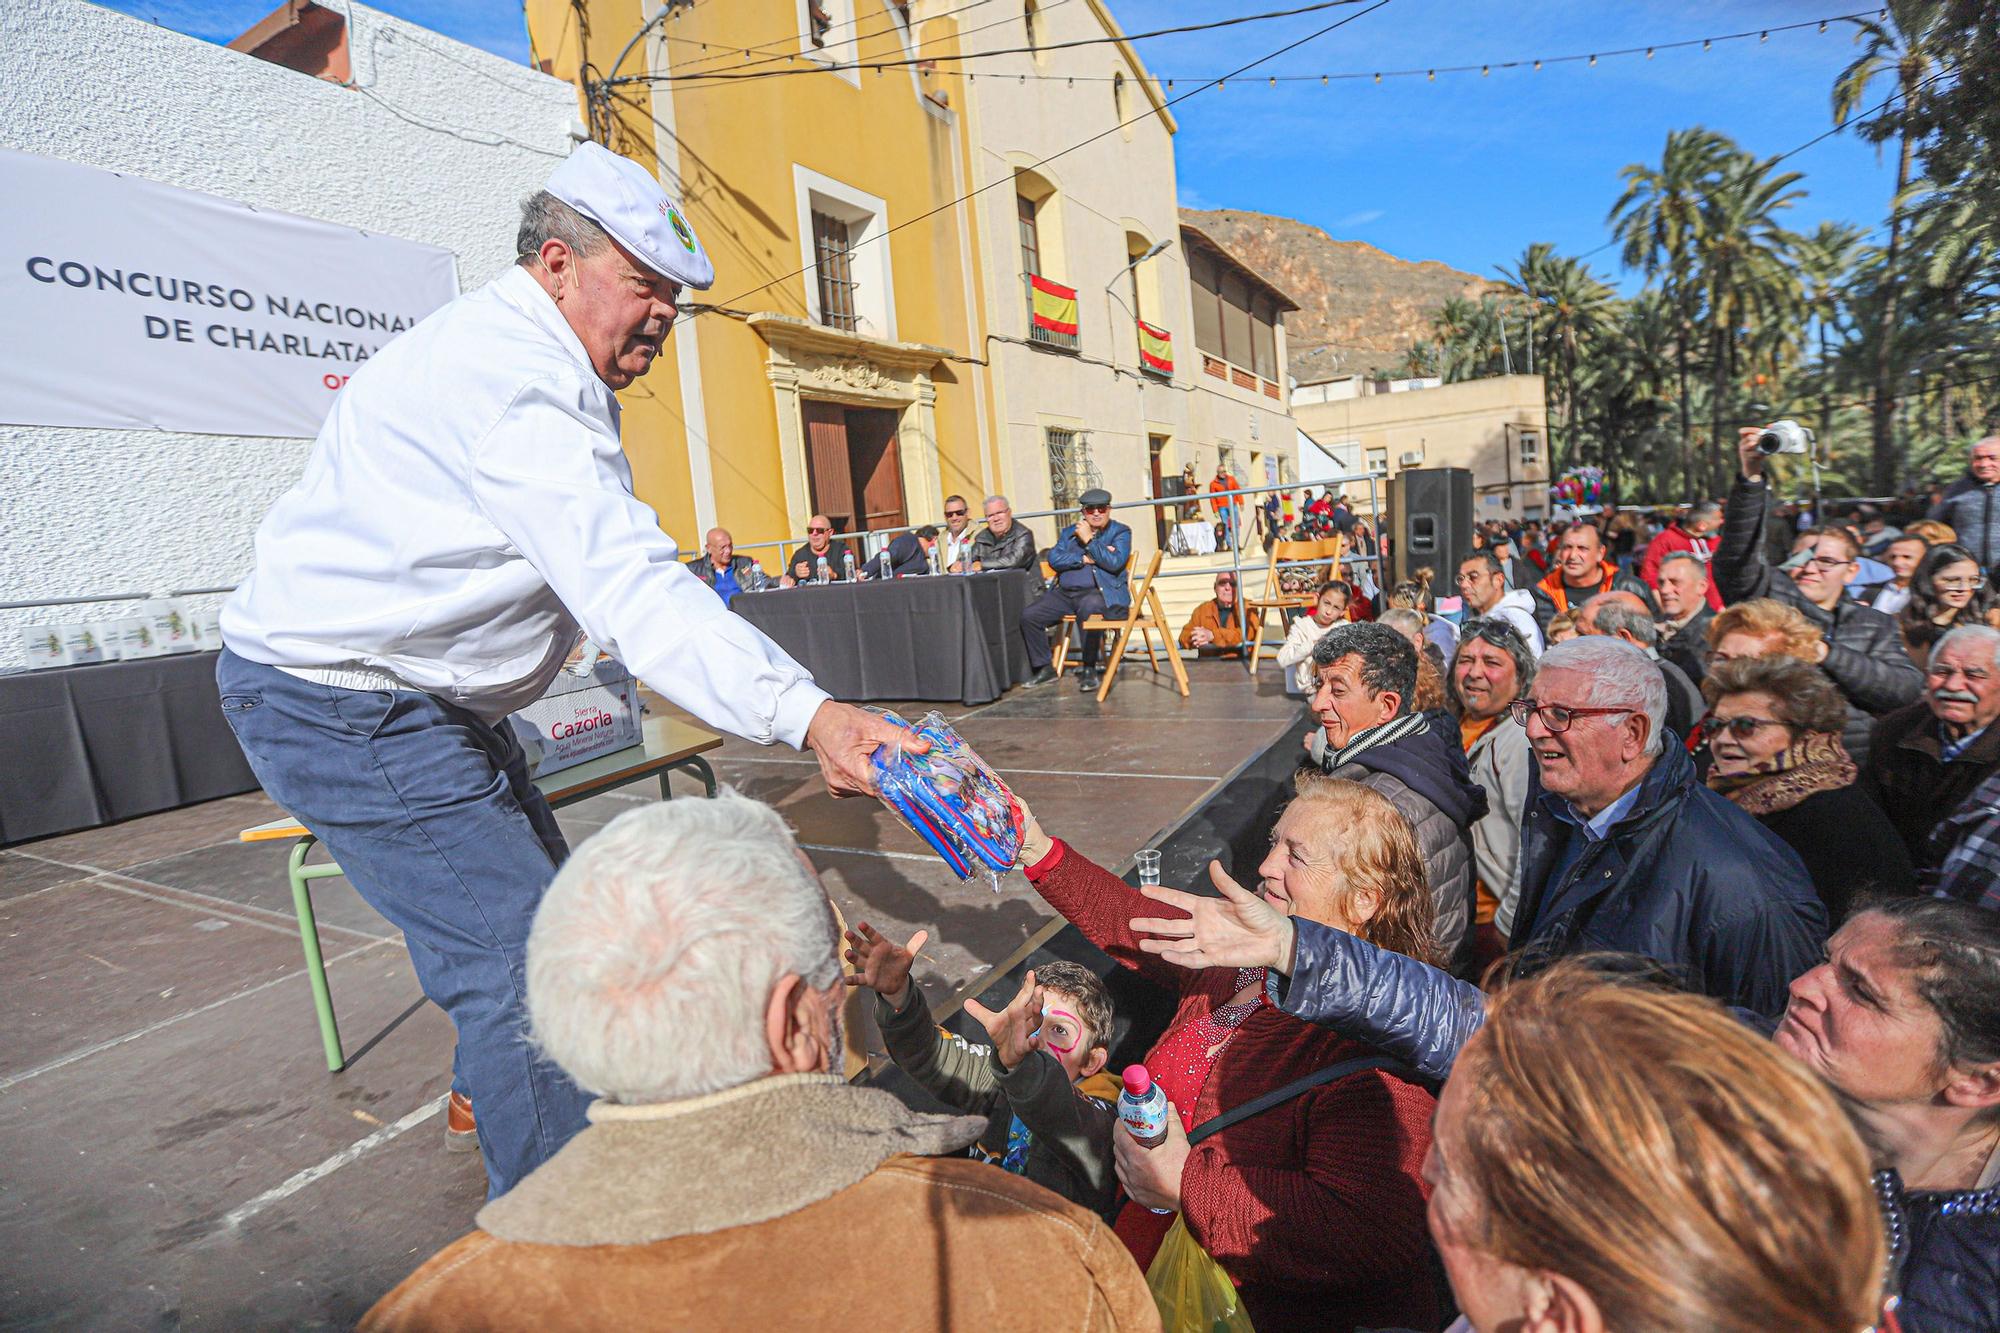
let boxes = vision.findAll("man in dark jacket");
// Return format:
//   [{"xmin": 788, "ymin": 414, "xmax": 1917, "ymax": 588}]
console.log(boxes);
[
  {"xmin": 969, "ymin": 494, "xmax": 1039, "ymax": 574},
  {"xmin": 1865, "ymin": 624, "xmax": 2000, "ymax": 877},
  {"xmin": 1715, "ymin": 429, "xmax": 1923, "ymax": 766},
  {"xmin": 1577, "ymin": 591, "xmax": 1705, "ymax": 741},
  {"xmin": 1928, "ymin": 436, "xmax": 2000, "ymax": 571},
  {"xmin": 1507, "ymin": 635, "xmax": 1825, "ymax": 1015},
  {"xmin": 1530, "ymin": 521, "xmax": 1654, "ymax": 632},
  {"xmin": 683, "ymin": 527, "xmax": 773, "ymax": 607},
  {"xmin": 1303, "ymin": 622, "xmax": 1488, "ymax": 973},
  {"xmin": 1021, "ymin": 489, "xmax": 1130, "ymax": 690},
  {"xmin": 1653, "ymin": 551, "xmax": 1715, "ymax": 685}
]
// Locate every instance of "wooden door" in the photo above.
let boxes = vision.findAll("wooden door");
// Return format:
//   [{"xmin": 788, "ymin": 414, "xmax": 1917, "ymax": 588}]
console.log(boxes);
[
  {"xmin": 1149, "ymin": 435, "xmax": 1169, "ymax": 547},
  {"xmin": 802, "ymin": 400, "xmax": 856, "ymax": 533},
  {"xmin": 846, "ymin": 407, "xmax": 907, "ymax": 531}
]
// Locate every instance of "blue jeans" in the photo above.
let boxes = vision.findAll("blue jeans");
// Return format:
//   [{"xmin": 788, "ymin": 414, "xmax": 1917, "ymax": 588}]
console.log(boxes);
[{"xmin": 215, "ymin": 649, "xmax": 592, "ymax": 1197}]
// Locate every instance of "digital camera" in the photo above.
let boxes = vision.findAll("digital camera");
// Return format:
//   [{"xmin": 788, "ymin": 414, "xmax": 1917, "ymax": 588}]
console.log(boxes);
[{"xmin": 1755, "ymin": 420, "xmax": 1815, "ymax": 456}]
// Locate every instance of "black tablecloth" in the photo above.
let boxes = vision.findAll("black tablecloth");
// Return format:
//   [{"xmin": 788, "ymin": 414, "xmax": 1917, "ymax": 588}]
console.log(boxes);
[
  {"xmin": 733, "ymin": 569, "xmax": 1036, "ymax": 705},
  {"xmin": 0, "ymin": 650, "xmax": 257, "ymax": 845}
]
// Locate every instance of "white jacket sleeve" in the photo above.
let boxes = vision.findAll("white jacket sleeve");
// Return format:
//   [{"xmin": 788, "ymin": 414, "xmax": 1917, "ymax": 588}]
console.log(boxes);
[
  {"xmin": 1482, "ymin": 723, "xmax": 1533, "ymax": 938},
  {"xmin": 468, "ymin": 375, "xmax": 828, "ymax": 749}
]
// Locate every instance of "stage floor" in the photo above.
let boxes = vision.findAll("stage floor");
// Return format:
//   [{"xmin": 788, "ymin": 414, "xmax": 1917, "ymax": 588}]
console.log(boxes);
[{"xmin": 0, "ymin": 658, "xmax": 1306, "ymax": 1329}]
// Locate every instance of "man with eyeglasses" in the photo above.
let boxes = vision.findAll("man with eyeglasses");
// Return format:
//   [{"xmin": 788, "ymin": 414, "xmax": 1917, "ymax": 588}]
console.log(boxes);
[
  {"xmin": 968, "ymin": 494, "xmax": 1038, "ymax": 574},
  {"xmin": 1865, "ymin": 624, "xmax": 2000, "ymax": 878},
  {"xmin": 1020, "ymin": 488, "xmax": 1130, "ymax": 689},
  {"xmin": 1715, "ymin": 426, "xmax": 1923, "ymax": 767},
  {"xmin": 939, "ymin": 494, "xmax": 978, "ymax": 573},
  {"xmin": 1505, "ymin": 636, "xmax": 1824, "ymax": 1015},
  {"xmin": 784, "ymin": 514, "xmax": 859, "ymax": 585},
  {"xmin": 1454, "ymin": 550, "xmax": 1543, "ymax": 657}
]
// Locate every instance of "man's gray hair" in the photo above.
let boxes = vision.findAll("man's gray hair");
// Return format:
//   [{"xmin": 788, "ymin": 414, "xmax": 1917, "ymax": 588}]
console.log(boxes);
[
  {"xmin": 984, "ymin": 494, "xmax": 1011, "ymax": 509},
  {"xmin": 1689, "ymin": 501, "xmax": 1723, "ymax": 523},
  {"xmin": 526, "ymin": 791, "xmax": 838, "ymax": 1105},
  {"xmin": 516, "ymin": 190, "xmax": 611, "ymax": 265},
  {"xmin": 1312, "ymin": 621, "xmax": 1418, "ymax": 716},
  {"xmin": 1540, "ymin": 635, "xmax": 1668, "ymax": 756},
  {"xmin": 1585, "ymin": 593, "xmax": 1659, "ymax": 648},
  {"xmin": 1935, "ymin": 623, "xmax": 2000, "ymax": 665},
  {"xmin": 1657, "ymin": 550, "xmax": 1710, "ymax": 586}
]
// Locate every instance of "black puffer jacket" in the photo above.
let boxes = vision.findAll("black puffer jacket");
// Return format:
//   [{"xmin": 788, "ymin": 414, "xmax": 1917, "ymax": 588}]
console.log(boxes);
[
  {"xmin": 1715, "ymin": 476, "xmax": 1924, "ymax": 767},
  {"xmin": 1511, "ymin": 737, "xmax": 1826, "ymax": 1016},
  {"xmin": 1271, "ymin": 926, "xmax": 2000, "ymax": 1333}
]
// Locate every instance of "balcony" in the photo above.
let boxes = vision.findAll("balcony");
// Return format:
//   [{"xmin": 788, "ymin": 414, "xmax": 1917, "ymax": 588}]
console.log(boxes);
[
  {"xmin": 1025, "ymin": 273, "xmax": 1079, "ymax": 353},
  {"xmin": 1137, "ymin": 319, "xmax": 1174, "ymax": 379}
]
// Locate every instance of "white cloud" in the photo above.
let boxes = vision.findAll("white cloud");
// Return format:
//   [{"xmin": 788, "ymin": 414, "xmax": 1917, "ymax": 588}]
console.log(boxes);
[{"xmin": 1337, "ymin": 209, "xmax": 1386, "ymax": 228}]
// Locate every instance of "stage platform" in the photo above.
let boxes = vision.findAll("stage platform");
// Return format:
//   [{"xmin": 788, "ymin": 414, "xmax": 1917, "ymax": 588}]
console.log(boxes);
[{"xmin": 0, "ymin": 658, "xmax": 1307, "ymax": 1329}]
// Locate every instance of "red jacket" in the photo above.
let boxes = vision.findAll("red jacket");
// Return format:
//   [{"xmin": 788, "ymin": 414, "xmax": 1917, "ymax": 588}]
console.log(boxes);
[
  {"xmin": 1027, "ymin": 841, "xmax": 1440, "ymax": 1333},
  {"xmin": 1639, "ymin": 524, "xmax": 1723, "ymax": 610}
]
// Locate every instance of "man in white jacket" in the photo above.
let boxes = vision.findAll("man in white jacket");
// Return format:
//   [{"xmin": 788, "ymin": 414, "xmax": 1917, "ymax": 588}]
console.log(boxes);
[
  {"xmin": 1455, "ymin": 550, "xmax": 1544, "ymax": 657},
  {"xmin": 217, "ymin": 143, "xmax": 917, "ymax": 1199}
]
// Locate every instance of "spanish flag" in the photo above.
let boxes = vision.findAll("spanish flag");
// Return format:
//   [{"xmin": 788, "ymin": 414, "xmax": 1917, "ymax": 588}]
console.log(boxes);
[
  {"xmin": 1030, "ymin": 275, "xmax": 1078, "ymax": 337},
  {"xmin": 1137, "ymin": 319, "xmax": 1174, "ymax": 374}
]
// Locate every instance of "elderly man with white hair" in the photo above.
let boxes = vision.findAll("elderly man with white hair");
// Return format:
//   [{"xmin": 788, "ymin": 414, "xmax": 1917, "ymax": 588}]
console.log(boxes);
[
  {"xmin": 363, "ymin": 792, "xmax": 1155, "ymax": 1332},
  {"xmin": 1505, "ymin": 635, "xmax": 1826, "ymax": 1015},
  {"xmin": 1866, "ymin": 623, "xmax": 2000, "ymax": 878}
]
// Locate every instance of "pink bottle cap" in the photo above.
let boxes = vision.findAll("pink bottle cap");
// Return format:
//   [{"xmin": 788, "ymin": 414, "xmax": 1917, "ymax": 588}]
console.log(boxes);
[{"xmin": 1121, "ymin": 1065, "xmax": 1153, "ymax": 1096}]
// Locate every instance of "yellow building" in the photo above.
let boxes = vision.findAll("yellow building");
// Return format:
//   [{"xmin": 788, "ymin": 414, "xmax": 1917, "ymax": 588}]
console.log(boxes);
[{"xmin": 525, "ymin": 0, "xmax": 993, "ymax": 559}]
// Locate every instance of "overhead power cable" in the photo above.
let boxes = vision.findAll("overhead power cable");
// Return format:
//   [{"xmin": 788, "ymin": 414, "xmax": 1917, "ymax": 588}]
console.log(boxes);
[
  {"xmin": 680, "ymin": 0, "xmax": 1396, "ymax": 315},
  {"xmin": 663, "ymin": 0, "xmax": 1005, "ymax": 78},
  {"xmin": 605, "ymin": 0, "xmax": 1378, "ymax": 87}
]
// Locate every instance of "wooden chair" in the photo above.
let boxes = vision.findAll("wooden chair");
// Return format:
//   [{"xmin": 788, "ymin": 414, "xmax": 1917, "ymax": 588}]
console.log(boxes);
[
  {"xmin": 1040, "ymin": 558, "xmax": 1079, "ymax": 678},
  {"xmin": 1244, "ymin": 535, "xmax": 1344, "ymax": 672},
  {"xmin": 1072, "ymin": 549, "xmax": 1189, "ymax": 702}
]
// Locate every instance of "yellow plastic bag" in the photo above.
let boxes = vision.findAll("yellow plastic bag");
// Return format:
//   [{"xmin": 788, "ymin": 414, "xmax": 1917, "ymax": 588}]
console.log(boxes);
[{"xmin": 1144, "ymin": 1215, "xmax": 1255, "ymax": 1333}]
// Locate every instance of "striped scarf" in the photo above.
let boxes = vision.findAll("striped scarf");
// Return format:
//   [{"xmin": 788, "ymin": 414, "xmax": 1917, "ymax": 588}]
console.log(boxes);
[{"xmin": 1322, "ymin": 711, "xmax": 1430, "ymax": 771}]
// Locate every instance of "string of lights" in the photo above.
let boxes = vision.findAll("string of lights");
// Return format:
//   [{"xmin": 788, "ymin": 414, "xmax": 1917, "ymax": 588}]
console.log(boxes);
[
  {"xmin": 681, "ymin": 0, "xmax": 1397, "ymax": 315},
  {"xmin": 623, "ymin": 6, "xmax": 1887, "ymax": 90},
  {"xmin": 659, "ymin": 0, "xmax": 1017, "ymax": 79}
]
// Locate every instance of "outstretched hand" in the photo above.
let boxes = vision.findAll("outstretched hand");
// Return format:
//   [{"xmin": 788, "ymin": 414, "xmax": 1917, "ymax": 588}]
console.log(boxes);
[
  {"xmin": 1129, "ymin": 860, "xmax": 1298, "ymax": 974},
  {"xmin": 962, "ymin": 968, "xmax": 1045, "ymax": 1070},
  {"xmin": 805, "ymin": 701, "xmax": 930, "ymax": 799},
  {"xmin": 842, "ymin": 922, "xmax": 928, "ymax": 1007}
]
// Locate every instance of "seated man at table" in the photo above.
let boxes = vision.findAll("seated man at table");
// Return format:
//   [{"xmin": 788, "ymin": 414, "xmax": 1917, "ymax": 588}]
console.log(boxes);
[
  {"xmin": 969, "ymin": 494, "xmax": 1038, "ymax": 574},
  {"xmin": 1021, "ymin": 489, "xmax": 1130, "ymax": 691},
  {"xmin": 1178, "ymin": 572, "xmax": 1246, "ymax": 658},
  {"xmin": 683, "ymin": 528, "xmax": 772, "ymax": 607},
  {"xmin": 871, "ymin": 527, "xmax": 939, "ymax": 579},
  {"xmin": 783, "ymin": 515, "xmax": 857, "ymax": 584},
  {"xmin": 939, "ymin": 495, "xmax": 978, "ymax": 573}
]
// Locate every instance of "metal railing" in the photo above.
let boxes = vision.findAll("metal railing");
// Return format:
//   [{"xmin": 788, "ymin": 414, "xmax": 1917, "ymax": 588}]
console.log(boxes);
[{"xmin": 3, "ymin": 474, "xmax": 1385, "ymax": 616}]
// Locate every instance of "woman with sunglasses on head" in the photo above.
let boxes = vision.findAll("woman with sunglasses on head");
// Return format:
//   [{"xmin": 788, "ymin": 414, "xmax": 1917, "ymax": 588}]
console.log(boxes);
[
  {"xmin": 1901, "ymin": 542, "xmax": 2000, "ymax": 668},
  {"xmin": 1702, "ymin": 655, "xmax": 1915, "ymax": 923}
]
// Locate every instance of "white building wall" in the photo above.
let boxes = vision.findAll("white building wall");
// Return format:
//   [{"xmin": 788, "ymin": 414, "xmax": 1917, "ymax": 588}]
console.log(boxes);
[{"xmin": 0, "ymin": 0, "xmax": 577, "ymax": 666}]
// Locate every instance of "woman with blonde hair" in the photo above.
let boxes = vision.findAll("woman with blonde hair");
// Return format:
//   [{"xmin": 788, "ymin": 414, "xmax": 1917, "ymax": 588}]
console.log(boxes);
[
  {"xmin": 1426, "ymin": 962, "xmax": 1886, "ymax": 1333},
  {"xmin": 1012, "ymin": 776, "xmax": 1443, "ymax": 1333}
]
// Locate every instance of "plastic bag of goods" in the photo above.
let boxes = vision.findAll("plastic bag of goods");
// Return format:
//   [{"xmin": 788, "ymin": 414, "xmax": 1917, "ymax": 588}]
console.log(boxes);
[{"xmin": 870, "ymin": 709, "xmax": 1023, "ymax": 892}]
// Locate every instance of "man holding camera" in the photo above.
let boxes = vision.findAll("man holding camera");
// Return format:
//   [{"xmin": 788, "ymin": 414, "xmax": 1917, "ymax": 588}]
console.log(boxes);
[{"xmin": 1714, "ymin": 425, "xmax": 1923, "ymax": 766}]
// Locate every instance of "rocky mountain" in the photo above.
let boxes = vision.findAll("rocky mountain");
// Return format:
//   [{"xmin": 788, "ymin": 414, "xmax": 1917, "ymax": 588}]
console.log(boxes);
[{"xmin": 1182, "ymin": 208, "xmax": 1494, "ymax": 383}]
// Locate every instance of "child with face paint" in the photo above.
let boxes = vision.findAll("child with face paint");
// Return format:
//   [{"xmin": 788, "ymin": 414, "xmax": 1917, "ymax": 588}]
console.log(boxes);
[{"xmin": 844, "ymin": 923, "xmax": 1122, "ymax": 1217}]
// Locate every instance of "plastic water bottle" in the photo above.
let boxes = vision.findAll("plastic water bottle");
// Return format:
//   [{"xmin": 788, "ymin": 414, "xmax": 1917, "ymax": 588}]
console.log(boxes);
[
  {"xmin": 1118, "ymin": 1065, "xmax": 1175, "ymax": 1213},
  {"xmin": 842, "ymin": 550, "xmax": 857, "ymax": 582},
  {"xmin": 816, "ymin": 555, "xmax": 831, "ymax": 585}
]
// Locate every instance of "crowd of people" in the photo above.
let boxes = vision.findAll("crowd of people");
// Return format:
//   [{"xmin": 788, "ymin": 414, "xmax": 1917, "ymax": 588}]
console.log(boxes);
[{"xmin": 360, "ymin": 423, "xmax": 2000, "ymax": 1333}]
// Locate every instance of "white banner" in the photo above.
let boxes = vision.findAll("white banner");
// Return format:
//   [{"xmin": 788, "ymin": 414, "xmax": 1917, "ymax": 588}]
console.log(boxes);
[{"xmin": 0, "ymin": 147, "xmax": 459, "ymax": 439}]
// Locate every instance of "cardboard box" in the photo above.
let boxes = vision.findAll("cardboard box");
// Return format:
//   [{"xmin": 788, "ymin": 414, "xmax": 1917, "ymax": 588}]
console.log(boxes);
[
  {"xmin": 144, "ymin": 599, "xmax": 202, "ymax": 655},
  {"xmin": 110, "ymin": 617, "xmax": 163, "ymax": 660},
  {"xmin": 62, "ymin": 623, "xmax": 110, "ymax": 665},
  {"xmin": 507, "ymin": 657, "xmax": 642, "ymax": 777}
]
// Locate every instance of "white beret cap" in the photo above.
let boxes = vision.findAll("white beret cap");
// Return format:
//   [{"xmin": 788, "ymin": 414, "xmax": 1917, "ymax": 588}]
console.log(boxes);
[{"xmin": 543, "ymin": 141, "xmax": 714, "ymax": 290}]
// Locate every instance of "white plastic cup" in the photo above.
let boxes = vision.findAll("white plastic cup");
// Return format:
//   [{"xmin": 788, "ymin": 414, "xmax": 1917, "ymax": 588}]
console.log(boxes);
[{"xmin": 1135, "ymin": 849, "xmax": 1161, "ymax": 887}]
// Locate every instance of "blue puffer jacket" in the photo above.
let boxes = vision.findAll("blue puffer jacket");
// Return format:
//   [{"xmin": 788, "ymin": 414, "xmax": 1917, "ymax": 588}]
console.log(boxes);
[
  {"xmin": 1275, "ymin": 925, "xmax": 2000, "ymax": 1333},
  {"xmin": 1511, "ymin": 738, "xmax": 1827, "ymax": 1017}
]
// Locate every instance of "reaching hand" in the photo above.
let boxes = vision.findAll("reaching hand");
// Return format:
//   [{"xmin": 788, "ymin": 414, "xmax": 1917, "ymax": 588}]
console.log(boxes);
[
  {"xmin": 963, "ymin": 968, "xmax": 1045, "ymax": 1070},
  {"xmin": 842, "ymin": 922, "xmax": 927, "ymax": 1007},
  {"xmin": 1130, "ymin": 860, "xmax": 1298, "ymax": 974},
  {"xmin": 805, "ymin": 701, "xmax": 930, "ymax": 799},
  {"xmin": 1012, "ymin": 795, "xmax": 1053, "ymax": 868}
]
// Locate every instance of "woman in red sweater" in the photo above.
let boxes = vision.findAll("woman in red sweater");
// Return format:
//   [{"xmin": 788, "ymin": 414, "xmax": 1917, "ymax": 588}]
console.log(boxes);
[{"xmin": 1016, "ymin": 775, "xmax": 1443, "ymax": 1333}]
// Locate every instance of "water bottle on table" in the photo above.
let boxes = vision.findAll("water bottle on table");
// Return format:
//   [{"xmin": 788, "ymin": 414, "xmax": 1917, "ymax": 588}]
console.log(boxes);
[
  {"xmin": 816, "ymin": 555, "xmax": 831, "ymax": 585},
  {"xmin": 843, "ymin": 550, "xmax": 857, "ymax": 582},
  {"xmin": 1118, "ymin": 1064, "xmax": 1175, "ymax": 1214}
]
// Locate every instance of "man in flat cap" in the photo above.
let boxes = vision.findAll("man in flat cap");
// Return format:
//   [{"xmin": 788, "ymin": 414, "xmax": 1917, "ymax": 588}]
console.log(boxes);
[
  {"xmin": 217, "ymin": 142, "xmax": 919, "ymax": 1198},
  {"xmin": 1020, "ymin": 488, "xmax": 1131, "ymax": 690}
]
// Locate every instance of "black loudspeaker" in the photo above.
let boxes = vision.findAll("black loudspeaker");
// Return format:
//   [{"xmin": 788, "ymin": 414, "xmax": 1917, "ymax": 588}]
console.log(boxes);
[{"xmin": 1388, "ymin": 468, "xmax": 1474, "ymax": 587}]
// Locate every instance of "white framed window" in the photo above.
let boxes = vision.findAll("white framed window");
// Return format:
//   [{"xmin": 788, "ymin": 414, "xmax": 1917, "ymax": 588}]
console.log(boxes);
[
  {"xmin": 794, "ymin": 166, "xmax": 895, "ymax": 340},
  {"xmin": 1366, "ymin": 445, "xmax": 1389, "ymax": 474},
  {"xmin": 1518, "ymin": 429, "xmax": 1541, "ymax": 466},
  {"xmin": 798, "ymin": 0, "xmax": 860, "ymax": 85}
]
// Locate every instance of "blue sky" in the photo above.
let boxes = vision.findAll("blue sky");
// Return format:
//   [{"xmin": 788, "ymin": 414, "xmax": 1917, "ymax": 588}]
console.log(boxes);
[{"xmin": 105, "ymin": 0, "xmax": 1898, "ymax": 291}]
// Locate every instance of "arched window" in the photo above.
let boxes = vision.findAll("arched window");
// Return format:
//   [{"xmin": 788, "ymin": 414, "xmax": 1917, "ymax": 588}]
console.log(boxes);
[
  {"xmin": 1112, "ymin": 72, "xmax": 1127, "ymax": 123},
  {"xmin": 1024, "ymin": 0, "xmax": 1040, "ymax": 52}
]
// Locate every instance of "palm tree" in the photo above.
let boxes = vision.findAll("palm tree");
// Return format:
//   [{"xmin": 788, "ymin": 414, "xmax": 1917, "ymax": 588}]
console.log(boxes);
[
  {"xmin": 1834, "ymin": 0, "xmax": 1945, "ymax": 493},
  {"xmin": 1694, "ymin": 150, "xmax": 1805, "ymax": 496},
  {"xmin": 1797, "ymin": 221, "xmax": 1869, "ymax": 471},
  {"xmin": 1609, "ymin": 128, "xmax": 1733, "ymax": 498},
  {"xmin": 1498, "ymin": 244, "xmax": 1615, "ymax": 477}
]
